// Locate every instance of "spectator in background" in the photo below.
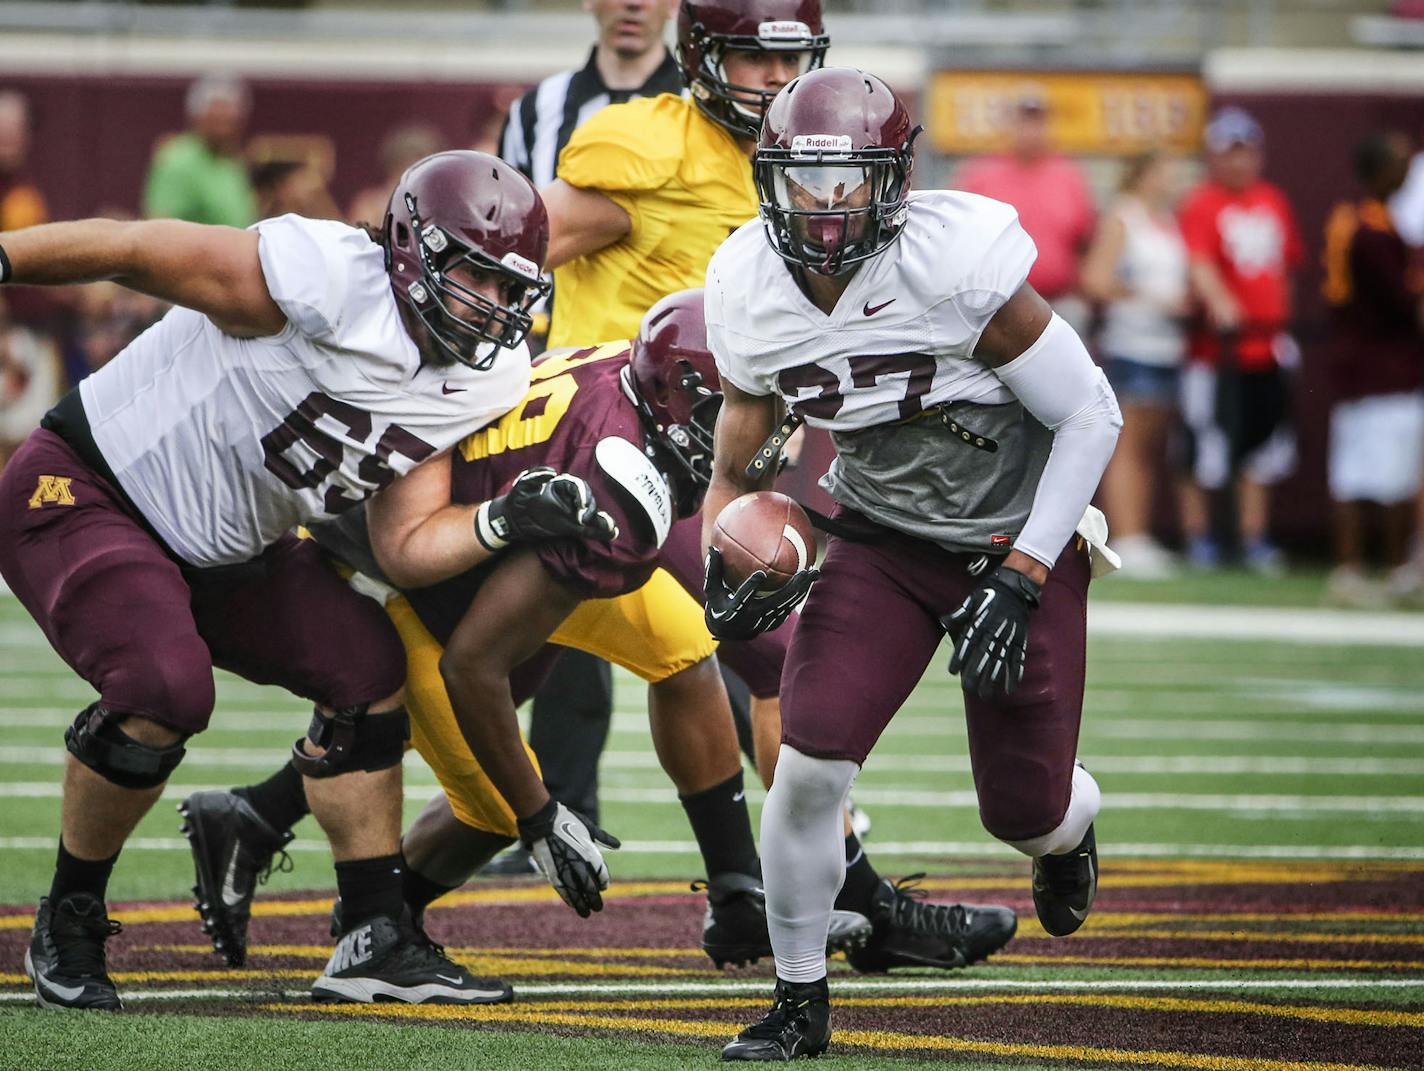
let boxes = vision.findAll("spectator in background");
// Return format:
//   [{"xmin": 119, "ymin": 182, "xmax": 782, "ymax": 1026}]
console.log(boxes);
[
  {"xmin": 1178, "ymin": 107, "xmax": 1304, "ymax": 573},
  {"xmin": 250, "ymin": 159, "xmax": 340, "ymax": 221},
  {"xmin": 1080, "ymin": 149, "xmax": 1189, "ymax": 578},
  {"xmin": 1390, "ymin": 132, "xmax": 1424, "ymax": 249},
  {"xmin": 143, "ymin": 75, "xmax": 256, "ymax": 227},
  {"xmin": 1321, "ymin": 133, "xmax": 1424, "ymax": 607},
  {"xmin": 955, "ymin": 91, "xmax": 1096, "ymax": 330},
  {"xmin": 0, "ymin": 89, "xmax": 69, "ymax": 341},
  {"xmin": 347, "ymin": 123, "xmax": 442, "ymax": 226},
  {"xmin": 0, "ymin": 307, "xmax": 63, "ymax": 470},
  {"xmin": 0, "ymin": 91, "xmax": 45, "ymax": 232}
]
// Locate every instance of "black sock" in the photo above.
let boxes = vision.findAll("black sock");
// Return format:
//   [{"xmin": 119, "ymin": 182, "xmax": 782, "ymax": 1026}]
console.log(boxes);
[
  {"xmin": 402, "ymin": 866, "xmax": 459, "ymax": 915},
  {"xmin": 234, "ymin": 761, "xmax": 309, "ymax": 834},
  {"xmin": 334, "ymin": 853, "xmax": 405, "ymax": 928},
  {"xmin": 833, "ymin": 832, "xmax": 881, "ymax": 915},
  {"xmin": 680, "ymin": 770, "xmax": 760, "ymax": 880},
  {"xmin": 50, "ymin": 839, "xmax": 119, "ymax": 904}
]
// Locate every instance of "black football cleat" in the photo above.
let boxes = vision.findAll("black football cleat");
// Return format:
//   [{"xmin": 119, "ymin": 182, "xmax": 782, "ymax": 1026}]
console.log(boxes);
[
  {"xmin": 1032, "ymin": 823, "xmax": 1098, "ymax": 936},
  {"xmin": 312, "ymin": 907, "xmax": 512, "ymax": 1005},
  {"xmin": 179, "ymin": 789, "xmax": 294, "ymax": 967},
  {"xmin": 722, "ymin": 976, "xmax": 831, "ymax": 1061},
  {"xmin": 25, "ymin": 894, "xmax": 124, "ymax": 1010},
  {"xmin": 846, "ymin": 875, "xmax": 1017, "ymax": 972},
  {"xmin": 696, "ymin": 874, "xmax": 873, "ymax": 968}
]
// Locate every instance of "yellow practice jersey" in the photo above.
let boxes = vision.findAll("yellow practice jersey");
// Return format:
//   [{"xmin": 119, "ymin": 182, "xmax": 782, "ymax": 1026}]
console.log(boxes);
[{"xmin": 549, "ymin": 93, "xmax": 757, "ymax": 348}]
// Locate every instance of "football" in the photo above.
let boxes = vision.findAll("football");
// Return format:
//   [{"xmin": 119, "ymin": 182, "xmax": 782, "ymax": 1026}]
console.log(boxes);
[{"xmin": 710, "ymin": 491, "xmax": 817, "ymax": 593}]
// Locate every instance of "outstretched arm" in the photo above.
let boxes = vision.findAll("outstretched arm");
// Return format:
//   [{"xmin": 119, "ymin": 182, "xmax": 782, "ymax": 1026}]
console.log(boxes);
[
  {"xmin": 540, "ymin": 180, "xmax": 633, "ymax": 270},
  {"xmin": 0, "ymin": 218, "xmax": 285, "ymax": 337}
]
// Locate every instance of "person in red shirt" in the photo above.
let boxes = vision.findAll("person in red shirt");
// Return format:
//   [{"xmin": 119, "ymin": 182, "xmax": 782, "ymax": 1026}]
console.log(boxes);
[
  {"xmin": 955, "ymin": 92, "xmax": 1096, "ymax": 322},
  {"xmin": 1178, "ymin": 107, "xmax": 1304, "ymax": 572}
]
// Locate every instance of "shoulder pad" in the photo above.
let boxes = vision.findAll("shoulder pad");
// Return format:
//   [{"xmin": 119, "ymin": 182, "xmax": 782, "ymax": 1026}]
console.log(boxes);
[{"xmin": 595, "ymin": 436, "xmax": 672, "ymax": 548}]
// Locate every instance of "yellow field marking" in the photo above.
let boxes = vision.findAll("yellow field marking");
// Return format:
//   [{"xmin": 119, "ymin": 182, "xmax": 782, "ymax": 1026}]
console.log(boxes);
[
  {"xmin": 269, "ymin": 1002, "xmax": 1410, "ymax": 1071},
  {"xmin": 3, "ymin": 860, "xmax": 1418, "ymax": 931},
  {"xmin": 996, "ymin": 953, "xmax": 1424, "ymax": 972},
  {"xmin": 1082, "ymin": 912, "xmax": 1424, "ymax": 927},
  {"xmin": 474, "ymin": 993, "xmax": 1424, "ymax": 1029},
  {"xmin": 1047, "ymin": 929, "xmax": 1424, "ymax": 947}
]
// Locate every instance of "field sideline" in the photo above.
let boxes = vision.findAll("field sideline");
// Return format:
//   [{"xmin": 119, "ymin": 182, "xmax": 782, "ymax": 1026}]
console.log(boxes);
[{"xmin": 1, "ymin": 572, "xmax": 1422, "ymax": 1069}]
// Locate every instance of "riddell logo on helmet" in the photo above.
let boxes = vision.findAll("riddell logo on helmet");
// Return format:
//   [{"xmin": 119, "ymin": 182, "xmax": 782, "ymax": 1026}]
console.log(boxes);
[
  {"xmin": 791, "ymin": 134, "xmax": 852, "ymax": 153},
  {"xmin": 500, "ymin": 251, "xmax": 539, "ymax": 280},
  {"xmin": 758, "ymin": 20, "xmax": 811, "ymax": 41}
]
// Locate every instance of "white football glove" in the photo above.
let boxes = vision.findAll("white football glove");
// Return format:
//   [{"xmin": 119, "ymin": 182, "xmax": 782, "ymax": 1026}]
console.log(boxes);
[{"xmin": 516, "ymin": 799, "xmax": 621, "ymax": 918}]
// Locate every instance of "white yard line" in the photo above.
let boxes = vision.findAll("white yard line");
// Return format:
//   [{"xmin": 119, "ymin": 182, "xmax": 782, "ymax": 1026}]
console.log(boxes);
[
  {"xmin": 1088, "ymin": 601, "xmax": 1424, "ymax": 647},
  {"xmin": 3, "ymin": 747, "xmax": 1421, "ymax": 778},
  {"xmin": 2, "ymin": 836, "xmax": 1421, "ymax": 861},
  {"xmin": 1, "ymin": 977, "xmax": 1422, "ymax": 1005}
]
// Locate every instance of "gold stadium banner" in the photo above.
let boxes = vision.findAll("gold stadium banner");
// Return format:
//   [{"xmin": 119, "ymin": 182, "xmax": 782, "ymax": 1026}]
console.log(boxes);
[{"xmin": 926, "ymin": 70, "xmax": 1208, "ymax": 155}]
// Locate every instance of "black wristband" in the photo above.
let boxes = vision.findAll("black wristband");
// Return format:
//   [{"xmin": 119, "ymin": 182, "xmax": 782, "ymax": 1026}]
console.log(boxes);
[
  {"xmin": 993, "ymin": 565, "xmax": 1043, "ymax": 608},
  {"xmin": 0, "ymin": 244, "xmax": 11, "ymax": 285},
  {"xmin": 516, "ymin": 796, "xmax": 558, "ymax": 845}
]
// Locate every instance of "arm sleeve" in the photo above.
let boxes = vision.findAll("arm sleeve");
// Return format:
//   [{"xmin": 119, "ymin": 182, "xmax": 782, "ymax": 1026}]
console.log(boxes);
[{"xmin": 992, "ymin": 313, "xmax": 1123, "ymax": 569}]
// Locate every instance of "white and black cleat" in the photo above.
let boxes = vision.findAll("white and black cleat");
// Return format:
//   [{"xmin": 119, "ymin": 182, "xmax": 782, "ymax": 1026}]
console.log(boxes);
[
  {"xmin": 312, "ymin": 908, "xmax": 513, "ymax": 1005},
  {"xmin": 179, "ymin": 789, "xmax": 293, "ymax": 968},
  {"xmin": 25, "ymin": 894, "xmax": 124, "ymax": 1010}
]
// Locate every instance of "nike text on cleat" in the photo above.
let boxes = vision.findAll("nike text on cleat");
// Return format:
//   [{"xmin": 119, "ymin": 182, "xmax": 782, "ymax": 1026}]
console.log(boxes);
[
  {"xmin": 311, "ymin": 908, "xmax": 512, "ymax": 1005},
  {"xmin": 179, "ymin": 789, "xmax": 294, "ymax": 967},
  {"xmin": 26, "ymin": 894, "xmax": 124, "ymax": 1010},
  {"xmin": 846, "ymin": 875, "xmax": 1017, "ymax": 973},
  {"xmin": 722, "ymin": 976, "xmax": 831, "ymax": 1061},
  {"xmin": 1032, "ymin": 823, "xmax": 1098, "ymax": 937}
]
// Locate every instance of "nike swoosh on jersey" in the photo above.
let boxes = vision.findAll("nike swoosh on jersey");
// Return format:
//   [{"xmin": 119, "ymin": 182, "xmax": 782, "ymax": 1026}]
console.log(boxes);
[
  {"xmin": 441, "ymin": 383, "xmax": 467, "ymax": 395},
  {"xmin": 862, "ymin": 298, "xmax": 896, "ymax": 316}
]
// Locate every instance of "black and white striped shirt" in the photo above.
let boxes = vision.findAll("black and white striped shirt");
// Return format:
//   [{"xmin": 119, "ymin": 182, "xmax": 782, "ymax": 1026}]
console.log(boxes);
[{"xmin": 499, "ymin": 47, "xmax": 683, "ymax": 189}]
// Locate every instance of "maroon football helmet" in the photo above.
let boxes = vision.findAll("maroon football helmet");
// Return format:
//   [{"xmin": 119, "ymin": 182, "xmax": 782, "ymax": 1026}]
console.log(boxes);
[
  {"xmin": 384, "ymin": 150, "xmax": 550, "ymax": 369},
  {"xmin": 676, "ymin": 0, "xmax": 829, "ymax": 140},
  {"xmin": 624, "ymin": 288, "xmax": 722, "ymax": 517},
  {"xmin": 755, "ymin": 67, "xmax": 920, "ymax": 276}
]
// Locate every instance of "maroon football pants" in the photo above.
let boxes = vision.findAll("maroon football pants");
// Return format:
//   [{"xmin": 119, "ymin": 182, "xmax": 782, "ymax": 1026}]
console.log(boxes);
[
  {"xmin": 780, "ymin": 520, "xmax": 1090, "ymax": 843},
  {"xmin": 0, "ymin": 429, "xmax": 405, "ymax": 735}
]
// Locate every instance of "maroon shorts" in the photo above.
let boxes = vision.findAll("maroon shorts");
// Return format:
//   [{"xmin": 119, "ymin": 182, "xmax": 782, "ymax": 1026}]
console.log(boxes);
[
  {"xmin": 780, "ymin": 518, "xmax": 1090, "ymax": 842},
  {"xmin": 0, "ymin": 429, "xmax": 406, "ymax": 735}
]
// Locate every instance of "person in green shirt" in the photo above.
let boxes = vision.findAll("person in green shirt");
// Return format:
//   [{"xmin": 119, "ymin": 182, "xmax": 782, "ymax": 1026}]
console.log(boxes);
[{"xmin": 143, "ymin": 75, "xmax": 257, "ymax": 227}]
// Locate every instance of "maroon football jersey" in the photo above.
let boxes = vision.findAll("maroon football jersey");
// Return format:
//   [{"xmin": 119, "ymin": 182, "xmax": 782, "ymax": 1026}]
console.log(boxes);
[{"xmin": 451, "ymin": 341, "xmax": 668, "ymax": 599}]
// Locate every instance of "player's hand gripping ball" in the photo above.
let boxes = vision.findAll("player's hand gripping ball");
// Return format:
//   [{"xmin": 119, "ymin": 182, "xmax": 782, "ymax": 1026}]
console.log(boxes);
[{"xmin": 704, "ymin": 492, "xmax": 819, "ymax": 641}]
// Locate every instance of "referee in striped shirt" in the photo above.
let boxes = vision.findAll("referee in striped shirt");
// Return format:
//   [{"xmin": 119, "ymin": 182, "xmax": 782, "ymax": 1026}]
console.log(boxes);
[
  {"xmin": 484, "ymin": 0, "xmax": 682, "ymax": 876},
  {"xmin": 499, "ymin": 0, "xmax": 682, "ymax": 189}
]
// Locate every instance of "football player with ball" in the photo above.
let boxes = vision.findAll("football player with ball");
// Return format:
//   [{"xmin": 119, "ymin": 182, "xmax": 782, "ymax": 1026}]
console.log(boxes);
[{"xmin": 703, "ymin": 68, "xmax": 1123, "ymax": 1060}]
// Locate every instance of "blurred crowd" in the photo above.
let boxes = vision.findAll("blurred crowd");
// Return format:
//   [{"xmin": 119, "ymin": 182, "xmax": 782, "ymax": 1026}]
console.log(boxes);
[{"xmin": 1, "ymin": 68, "xmax": 1422, "ymax": 604}]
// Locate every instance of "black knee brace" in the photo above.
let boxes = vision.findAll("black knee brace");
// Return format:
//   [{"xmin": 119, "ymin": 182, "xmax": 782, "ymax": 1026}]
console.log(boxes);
[
  {"xmin": 64, "ymin": 703, "xmax": 187, "ymax": 790},
  {"xmin": 291, "ymin": 703, "xmax": 408, "ymax": 778}
]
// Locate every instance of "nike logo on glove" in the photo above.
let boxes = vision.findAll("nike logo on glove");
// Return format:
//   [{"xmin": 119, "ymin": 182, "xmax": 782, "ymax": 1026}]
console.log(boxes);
[
  {"xmin": 441, "ymin": 383, "xmax": 467, "ymax": 395},
  {"xmin": 863, "ymin": 298, "xmax": 896, "ymax": 317}
]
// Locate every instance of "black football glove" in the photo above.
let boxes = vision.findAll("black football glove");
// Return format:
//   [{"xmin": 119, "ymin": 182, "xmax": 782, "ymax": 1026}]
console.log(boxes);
[
  {"xmin": 475, "ymin": 467, "xmax": 619, "ymax": 551},
  {"xmin": 703, "ymin": 546, "xmax": 818, "ymax": 642},
  {"xmin": 517, "ymin": 798, "xmax": 621, "ymax": 918},
  {"xmin": 941, "ymin": 566, "xmax": 1042, "ymax": 700}
]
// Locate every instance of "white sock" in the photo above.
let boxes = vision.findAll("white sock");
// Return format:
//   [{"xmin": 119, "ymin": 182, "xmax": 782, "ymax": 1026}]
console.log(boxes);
[
  {"xmin": 759, "ymin": 745, "xmax": 859, "ymax": 983},
  {"xmin": 1002, "ymin": 763, "xmax": 1101, "ymax": 858}
]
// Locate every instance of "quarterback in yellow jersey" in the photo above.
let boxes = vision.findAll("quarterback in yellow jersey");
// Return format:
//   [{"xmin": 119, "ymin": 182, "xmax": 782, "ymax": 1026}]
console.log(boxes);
[{"xmin": 541, "ymin": 0, "xmax": 830, "ymax": 347}]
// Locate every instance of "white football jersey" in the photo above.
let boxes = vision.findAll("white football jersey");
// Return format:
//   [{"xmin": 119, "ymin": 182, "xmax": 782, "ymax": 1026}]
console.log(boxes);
[
  {"xmin": 705, "ymin": 190, "xmax": 1036, "ymax": 430},
  {"xmin": 80, "ymin": 214, "xmax": 530, "ymax": 567}
]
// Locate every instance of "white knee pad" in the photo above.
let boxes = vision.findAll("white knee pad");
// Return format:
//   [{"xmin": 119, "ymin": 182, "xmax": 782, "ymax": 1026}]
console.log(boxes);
[
  {"xmin": 771, "ymin": 745, "xmax": 859, "ymax": 819},
  {"xmin": 1001, "ymin": 763, "xmax": 1101, "ymax": 858}
]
